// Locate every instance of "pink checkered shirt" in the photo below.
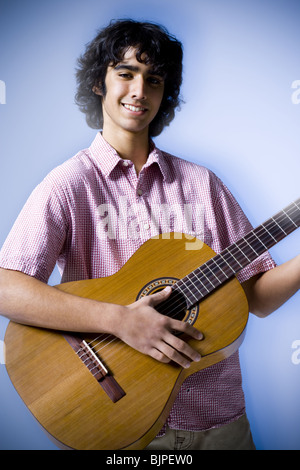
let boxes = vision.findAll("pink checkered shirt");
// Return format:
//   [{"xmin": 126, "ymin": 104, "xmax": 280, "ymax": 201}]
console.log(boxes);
[{"xmin": 0, "ymin": 132, "xmax": 275, "ymax": 432}]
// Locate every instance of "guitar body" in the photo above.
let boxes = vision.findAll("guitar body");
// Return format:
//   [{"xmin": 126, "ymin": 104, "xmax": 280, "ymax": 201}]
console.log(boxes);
[{"xmin": 4, "ymin": 233, "xmax": 249, "ymax": 450}]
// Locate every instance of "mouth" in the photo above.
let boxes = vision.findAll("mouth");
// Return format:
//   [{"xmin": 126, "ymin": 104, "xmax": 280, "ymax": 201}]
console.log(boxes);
[{"xmin": 122, "ymin": 103, "xmax": 147, "ymax": 113}]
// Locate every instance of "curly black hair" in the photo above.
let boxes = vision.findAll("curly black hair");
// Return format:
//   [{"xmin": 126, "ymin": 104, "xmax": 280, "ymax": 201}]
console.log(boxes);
[{"xmin": 75, "ymin": 19, "xmax": 183, "ymax": 137}]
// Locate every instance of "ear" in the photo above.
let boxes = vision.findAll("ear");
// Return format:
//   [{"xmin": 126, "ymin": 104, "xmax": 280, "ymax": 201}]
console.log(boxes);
[{"xmin": 92, "ymin": 85, "xmax": 103, "ymax": 96}]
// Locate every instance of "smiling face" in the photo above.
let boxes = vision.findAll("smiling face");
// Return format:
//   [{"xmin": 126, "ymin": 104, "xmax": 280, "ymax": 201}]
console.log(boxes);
[{"xmin": 95, "ymin": 48, "xmax": 165, "ymax": 140}]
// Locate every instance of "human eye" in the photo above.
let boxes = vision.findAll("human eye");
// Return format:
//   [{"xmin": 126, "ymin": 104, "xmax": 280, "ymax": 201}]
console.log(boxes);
[
  {"xmin": 118, "ymin": 72, "xmax": 133, "ymax": 79},
  {"xmin": 147, "ymin": 76, "xmax": 164, "ymax": 86},
  {"xmin": 113, "ymin": 64, "xmax": 133, "ymax": 80}
]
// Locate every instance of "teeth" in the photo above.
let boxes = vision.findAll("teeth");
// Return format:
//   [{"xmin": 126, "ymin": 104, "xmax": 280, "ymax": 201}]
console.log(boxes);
[{"xmin": 123, "ymin": 104, "xmax": 146, "ymax": 112}]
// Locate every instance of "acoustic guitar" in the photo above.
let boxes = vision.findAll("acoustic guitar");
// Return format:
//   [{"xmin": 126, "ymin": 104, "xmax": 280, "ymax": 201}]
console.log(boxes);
[{"xmin": 4, "ymin": 198, "xmax": 300, "ymax": 450}]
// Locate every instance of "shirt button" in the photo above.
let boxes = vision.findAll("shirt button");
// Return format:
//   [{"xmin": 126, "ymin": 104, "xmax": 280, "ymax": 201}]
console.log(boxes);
[
  {"xmin": 137, "ymin": 189, "xmax": 143, "ymax": 196},
  {"xmin": 122, "ymin": 160, "xmax": 129, "ymax": 167},
  {"xmin": 143, "ymin": 223, "xmax": 150, "ymax": 230}
]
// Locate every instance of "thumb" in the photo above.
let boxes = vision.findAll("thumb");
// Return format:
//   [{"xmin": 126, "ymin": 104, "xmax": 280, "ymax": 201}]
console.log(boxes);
[{"xmin": 149, "ymin": 286, "xmax": 172, "ymax": 307}]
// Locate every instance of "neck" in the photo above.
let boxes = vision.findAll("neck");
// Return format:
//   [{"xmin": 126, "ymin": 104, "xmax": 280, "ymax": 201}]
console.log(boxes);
[{"xmin": 102, "ymin": 126, "xmax": 150, "ymax": 174}]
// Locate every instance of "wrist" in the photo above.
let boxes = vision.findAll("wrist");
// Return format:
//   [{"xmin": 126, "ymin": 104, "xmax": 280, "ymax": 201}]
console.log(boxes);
[{"xmin": 101, "ymin": 303, "xmax": 127, "ymax": 337}]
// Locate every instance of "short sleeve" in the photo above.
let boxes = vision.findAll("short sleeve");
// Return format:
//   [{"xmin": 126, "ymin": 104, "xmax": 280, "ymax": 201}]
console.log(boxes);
[
  {"xmin": 211, "ymin": 174, "xmax": 276, "ymax": 283},
  {"xmin": 0, "ymin": 177, "xmax": 69, "ymax": 283}
]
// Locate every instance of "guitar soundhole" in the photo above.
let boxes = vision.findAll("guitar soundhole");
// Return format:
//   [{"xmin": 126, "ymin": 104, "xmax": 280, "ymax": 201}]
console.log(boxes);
[{"xmin": 136, "ymin": 277, "xmax": 199, "ymax": 325}]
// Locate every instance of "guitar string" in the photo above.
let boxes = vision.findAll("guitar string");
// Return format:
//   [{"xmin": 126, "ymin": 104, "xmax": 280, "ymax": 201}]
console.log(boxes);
[
  {"xmin": 179, "ymin": 202, "xmax": 300, "ymax": 301},
  {"xmin": 77, "ymin": 202, "xmax": 300, "ymax": 376},
  {"xmin": 84, "ymin": 204, "xmax": 300, "ymax": 376},
  {"xmin": 84, "ymin": 238, "xmax": 296, "ymax": 377},
  {"xmin": 78, "ymin": 201, "xmax": 300, "ymax": 368},
  {"xmin": 77, "ymin": 201, "xmax": 300, "ymax": 372},
  {"xmin": 83, "ymin": 202, "xmax": 300, "ymax": 377}
]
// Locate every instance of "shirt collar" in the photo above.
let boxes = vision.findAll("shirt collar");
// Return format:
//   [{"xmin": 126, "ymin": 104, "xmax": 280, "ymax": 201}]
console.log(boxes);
[
  {"xmin": 89, "ymin": 132, "xmax": 170, "ymax": 182},
  {"xmin": 89, "ymin": 132, "xmax": 122, "ymax": 176}
]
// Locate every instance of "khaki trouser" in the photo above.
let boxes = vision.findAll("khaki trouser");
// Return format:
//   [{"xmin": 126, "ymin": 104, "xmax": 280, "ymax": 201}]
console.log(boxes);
[{"xmin": 146, "ymin": 414, "xmax": 256, "ymax": 450}]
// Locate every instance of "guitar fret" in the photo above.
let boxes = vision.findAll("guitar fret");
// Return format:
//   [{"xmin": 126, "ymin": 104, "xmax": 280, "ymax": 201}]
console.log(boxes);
[
  {"xmin": 175, "ymin": 281, "xmax": 199, "ymax": 303},
  {"xmin": 244, "ymin": 231, "xmax": 266, "ymax": 256},
  {"xmin": 194, "ymin": 271, "xmax": 214, "ymax": 294},
  {"xmin": 198, "ymin": 269, "xmax": 216, "ymax": 289},
  {"xmin": 194, "ymin": 263, "xmax": 223, "ymax": 290},
  {"xmin": 176, "ymin": 274, "xmax": 210, "ymax": 303},
  {"xmin": 241, "ymin": 238, "xmax": 259, "ymax": 261},
  {"xmin": 225, "ymin": 247, "xmax": 244, "ymax": 269},
  {"xmin": 292, "ymin": 203, "xmax": 300, "ymax": 221},
  {"xmin": 271, "ymin": 203, "xmax": 300, "ymax": 236},
  {"xmin": 179, "ymin": 258, "xmax": 228, "ymax": 307},
  {"xmin": 266, "ymin": 218, "xmax": 289, "ymax": 240},
  {"xmin": 276, "ymin": 212, "xmax": 297, "ymax": 235},
  {"xmin": 201, "ymin": 264, "xmax": 221, "ymax": 288},
  {"xmin": 252, "ymin": 231, "xmax": 268, "ymax": 250},
  {"xmin": 254, "ymin": 225, "xmax": 277, "ymax": 250},
  {"xmin": 174, "ymin": 198, "xmax": 300, "ymax": 307},
  {"xmin": 282, "ymin": 209, "xmax": 298, "ymax": 228},
  {"xmin": 207, "ymin": 256, "xmax": 231, "ymax": 281},
  {"xmin": 218, "ymin": 253, "xmax": 237, "ymax": 275},
  {"xmin": 188, "ymin": 271, "xmax": 212, "ymax": 293},
  {"xmin": 261, "ymin": 223, "xmax": 278, "ymax": 243},
  {"xmin": 234, "ymin": 244, "xmax": 251, "ymax": 263},
  {"xmin": 185, "ymin": 274, "xmax": 206, "ymax": 298},
  {"xmin": 179, "ymin": 258, "xmax": 229, "ymax": 304},
  {"xmin": 241, "ymin": 237, "xmax": 259, "ymax": 257},
  {"xmin": 271, "ymin": 216, "xmax": 288, "ymax": 235}
]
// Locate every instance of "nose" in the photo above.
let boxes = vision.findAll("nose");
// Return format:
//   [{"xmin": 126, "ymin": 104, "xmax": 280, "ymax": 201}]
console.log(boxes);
[{"xmin": 131, "ymin": 75, "xmax": 147, "ymax": 100}]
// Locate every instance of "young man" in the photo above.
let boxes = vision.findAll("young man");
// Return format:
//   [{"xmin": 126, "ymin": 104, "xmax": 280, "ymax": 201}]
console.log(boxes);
[{"xmin": 0, "ymin": 20, "xmax": 299, "ymax": 450}]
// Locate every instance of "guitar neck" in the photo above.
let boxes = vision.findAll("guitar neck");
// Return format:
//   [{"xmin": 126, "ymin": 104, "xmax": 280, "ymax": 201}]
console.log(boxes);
[{"xmin": 175, "ymin": 198, "xmax": 300, "ymax": 308}]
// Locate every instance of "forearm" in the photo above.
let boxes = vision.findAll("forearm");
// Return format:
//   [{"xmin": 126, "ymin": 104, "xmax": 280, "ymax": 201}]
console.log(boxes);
[
  {"xmin": 243, "ymin": 254, "xmax": 300, "ymax": 317},
  {"xmin": 0, "ymin": 268, "xmax": 203, "ymax": 368},
  {"xmin": 0, "ymin": 268, "xmax": 123, "ymax": 334}
]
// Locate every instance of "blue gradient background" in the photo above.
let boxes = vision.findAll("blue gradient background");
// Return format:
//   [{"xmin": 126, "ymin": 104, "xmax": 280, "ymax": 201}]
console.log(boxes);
[{"xmin": 0, "ymin": 0, "xmax": 300, "ymax": 450}]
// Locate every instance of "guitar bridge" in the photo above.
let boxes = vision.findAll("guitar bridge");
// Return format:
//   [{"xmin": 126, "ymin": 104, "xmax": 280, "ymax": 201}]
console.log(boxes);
[
  {"xmin": 64, "ymin": 333, "xmax": 126, "ymax": 403},
  {"xmin": 79, "ymin": 339, "xmax": 108, "ymax": 381}
]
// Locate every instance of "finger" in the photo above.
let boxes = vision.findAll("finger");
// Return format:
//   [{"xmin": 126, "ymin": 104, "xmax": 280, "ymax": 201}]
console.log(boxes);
[
  {"xmin": 155, "ymin": 340, "xmax": 195, "ymax": 369},
  {"xmin": 149, "ymin": 348, "xmax": 171, "ymax": 364},
  {"xmin": 148, "ymin": 286, "xmax": 172, "ymax": 307},
  {"xmin": 163, "ymin": 331, "xmax": 201, "ymax": 363},
  {"xmin": 170, "ymin": 318, "xmax": 203, "ymax": 341}
]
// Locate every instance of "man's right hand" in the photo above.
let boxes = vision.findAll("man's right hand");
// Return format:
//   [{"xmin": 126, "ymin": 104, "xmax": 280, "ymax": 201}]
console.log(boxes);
[{"xmin": 118, "ymin": 286, "xmax": 203, "ymax": 368}]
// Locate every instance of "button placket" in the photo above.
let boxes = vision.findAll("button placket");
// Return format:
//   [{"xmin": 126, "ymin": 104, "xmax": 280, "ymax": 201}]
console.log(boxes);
[
  {"xmin": 135, "ymin": 181, "xmax": 151, "ymax": 235},
  {"xmin": 143, "ymin": 222, "xmax": 151, "ymax": 231}
]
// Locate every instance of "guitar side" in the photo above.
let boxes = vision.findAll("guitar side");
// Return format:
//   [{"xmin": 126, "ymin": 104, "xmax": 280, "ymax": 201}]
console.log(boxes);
[{"xmin": 4, "ymin": 233, "xmax": 248, "ymax": 450}]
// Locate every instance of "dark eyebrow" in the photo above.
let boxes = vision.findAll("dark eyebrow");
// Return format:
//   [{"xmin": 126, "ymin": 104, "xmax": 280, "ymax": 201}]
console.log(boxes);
[
  {"xmin": 114, "ymin": 64, "xmax": 140, "ymax": 72},
  {"xmin": 114, "ymin": 63, "xmax": 164, "ymax": 77}
]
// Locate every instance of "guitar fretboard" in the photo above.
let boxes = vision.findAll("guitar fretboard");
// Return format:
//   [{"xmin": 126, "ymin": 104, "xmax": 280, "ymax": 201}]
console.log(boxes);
[{"xmin": 174, "ymin": 198, "xmax": 300, "ymax": 308}]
